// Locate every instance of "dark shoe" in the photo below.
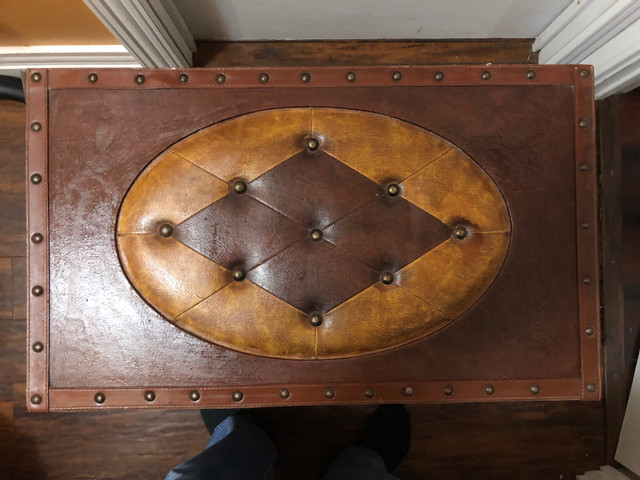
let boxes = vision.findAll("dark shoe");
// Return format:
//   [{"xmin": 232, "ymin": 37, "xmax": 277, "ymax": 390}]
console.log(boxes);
[{"xmin": 357, "ymin": 404, "xmax": 411, "ymax": 472}]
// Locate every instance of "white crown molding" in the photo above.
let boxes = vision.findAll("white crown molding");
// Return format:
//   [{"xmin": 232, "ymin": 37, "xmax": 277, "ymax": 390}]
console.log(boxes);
[
  {"xmin": 0, "ymin": 45, "xmax": 140, "ymax": 76},
  {"xmin": 83, "ymin": 0, "xmax": 195, "ymax": 68},
  {"xmin": 534, "ymin": 0, "xmax": 640, "ymax": 99}
]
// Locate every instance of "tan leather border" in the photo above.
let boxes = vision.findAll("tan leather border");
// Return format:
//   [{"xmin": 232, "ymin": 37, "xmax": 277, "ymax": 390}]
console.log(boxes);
[
  {"xmin": 49, "ymin": 378, "xmax": 582, "ymax": 411},
  {"xmin": 26, "ymin": 65, "xmax": 601, "ymax": 410},
  {"xmin": 46, "ymin": 64, "xmax": 573, "ymax": 90},
  {"xmin": 573, "ymin": 66, "xmax": 602, "ymax": 401},
  {"xmin": 26, "ymin": 69, "xmax": 49, "ymax": 412}
]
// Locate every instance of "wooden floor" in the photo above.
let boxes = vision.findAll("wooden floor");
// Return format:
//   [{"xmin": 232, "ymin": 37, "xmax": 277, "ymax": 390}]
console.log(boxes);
[{"xmin": 3, "ymin": 87, "xmax": 639, "ymax": 478}]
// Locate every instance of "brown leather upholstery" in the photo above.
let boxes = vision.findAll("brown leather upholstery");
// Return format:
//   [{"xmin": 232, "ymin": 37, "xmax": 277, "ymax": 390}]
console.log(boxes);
[{"xmin": 116, "ymin": 107, "xmax": 510, "ymax": 359}]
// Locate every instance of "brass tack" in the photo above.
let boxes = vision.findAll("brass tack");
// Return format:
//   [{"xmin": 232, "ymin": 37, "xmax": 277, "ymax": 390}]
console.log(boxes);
[
  {"xmin": 144, "ymin": 390, "xmax": 155, "ymax": 402},
  {"xmin": 189, "ymin": 390, "xmax": 200, "ymax": 402},
  {"xmin": 232, "ymin": 268, "xmax": 246, "ymax": 282},
  {"xmin": 392, "ymin": 71, "xmax": 402, "ymax": 81},
  {"xmin": 30, "ymin": 394, "xmax": 42, "ymax": 405},
  {"xmin": 32, "ymin": 342, "xmax": 44, "ymax": 352},
  {"xmin": 135, "ymin": 74, "xmax": 145, "ymax": 85},
  {"xmin": 346, "ymin": 71, "xmax": 357, "ymax": 82},
  {"xmin": 233, "ymin": 180, "xmax": 247, "ymax": 194},
  {"xmin": 310, "ymin": 229, "xmax": 323, "ymax": 241},
  {"xmin": 158, "ymin": 223, "xmax": 173, "ymax": 238},
  {"xmin": 279, "ymin": 388, "xmax": 290, "ymax": 399},
  {"xmin": 586, "ymin": 383, "xmax": 597, "ymax": 393},
  {"xmin": 259, "ymin": 73, "xmax": 269, "ymax": 83},
  {"xmin": 582, "ymin": 276, "xmax": 592, "ymax": 285},
  {"xmin": 31, "ymin": 173, "xmax": 42, "ymax": 184},
  {"xmin": 581, "ymin": 220, "xmax": 590, "ymax": 229},
  {"xmin": 485, "ymin": 385, "xmax": 495, "ymax": 395},
  {"xmin": 434, "ymin": 71, "xmax": 444, "ymax": 81},
  {"xmin": 216, "ymin": 73, "xmax": 226, "ymax": 84},
  {"xmin": 578, "ymin": 118, "xmax": 590, "ymax": 129},
  {"xmin": 402, "ymin": 386, "xmax": 415, "ymax": 397},
  {"xmin": 301, "ymin": 72, "xmax": 311, "ymax": 83},
  {"xmin": 444, "ymin": 386, "xmax": 453, "ymax": 396},
  {"xmin": 31, "ymin": 72, "xmax": 42, "ymax": 82},
  {"xmin": 580, "ymin": 69, "xmax": 590, "ymax": 78},
  {"xmin": 94, "ymin": 392, "xmax": 106, "ymax": 404},
  {"xmin": 31, "ymin": 285, "xmax": 43, "ymax": 296},
  {"xmin": 453, "ymin": 225, "xmax": 468, "ymax": 240},
  {"xmin": 579, "ymin": 163, "xmax": 590, "ymax": 173},
  {"xmin": 88, "ymin": 73, "xmax": 98, "ymax": 83},
  {"xmin": 530, "ymin": 384, "xmax": 541, "ymax": 395},
  {"xmin": 526, "ymin": 70, "xmax": 536, "ymax": 79},
  {"xmin": 324, "ymin": 388, "xmax": 335, "ymax": 399},
  {"xmin": 364, "ymin": 389, "xmax": 374, "ymax": 398},
  {"xmin": 585, "ymin": 327, "xmax": 595, "ymax": 336},
  {"xmin": 179, "ymin": 73, "xmax": 189, "ymax": 83},
  {"xmin": 309, "ymin": 312, "xmax": 323, "ymax": 327},
  {"xmin": 305, "ymin": 137, "xmax": 320, "ymax": 152},
  {"xmin": 380, "ymin": 271, "xmax": 395, "ymax": 285},
  {"xmin": 232, "ymin": 391, "xmax": 244, "ymax": 402},
  {"xmin": 31, "ymin": 233, "xmax": 43, "ymax": 244},
  {"xmin": 481, "ymin": 71, "xmax": 492, "ymax": 80},
  {"xmin": 31, "ymin": 122, "xmax": 42, "ymax": 132},
  {"xmin": 386, "ymin": 183, "xmax": 400, "ymax": 197}
]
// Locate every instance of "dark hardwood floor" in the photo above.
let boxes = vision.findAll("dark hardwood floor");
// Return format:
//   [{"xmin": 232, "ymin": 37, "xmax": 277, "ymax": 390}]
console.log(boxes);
[{"xmin": 1, "ymin": 81, "xmax": 639, "ymax": 479}]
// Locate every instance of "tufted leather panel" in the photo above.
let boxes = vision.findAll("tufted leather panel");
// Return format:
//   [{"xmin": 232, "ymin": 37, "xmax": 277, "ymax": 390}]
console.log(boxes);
[{"xmin": 116, "ymin": 107, "xmax": 510, "ymax": 359}]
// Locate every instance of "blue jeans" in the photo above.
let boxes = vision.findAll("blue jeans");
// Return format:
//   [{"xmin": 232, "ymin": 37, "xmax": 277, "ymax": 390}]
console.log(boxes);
[{"xmin": 166, "ymin": 413, "xmax": 399, "ymax": 480}]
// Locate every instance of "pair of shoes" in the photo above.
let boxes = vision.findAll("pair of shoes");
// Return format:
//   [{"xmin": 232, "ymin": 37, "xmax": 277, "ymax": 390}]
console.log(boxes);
[
  {"xmin": 357, "ymin": 404, "xmax": 411, "ymax": 472},
  {"xmin": 200, "ymin": 408, "xmax": 241, "ymax": 435}
]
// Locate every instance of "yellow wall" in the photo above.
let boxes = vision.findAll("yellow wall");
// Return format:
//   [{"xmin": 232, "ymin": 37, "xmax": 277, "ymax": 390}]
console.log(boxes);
[{"xmin": 0, "ymin": 0, "xmax": 118, "ymax": 45}]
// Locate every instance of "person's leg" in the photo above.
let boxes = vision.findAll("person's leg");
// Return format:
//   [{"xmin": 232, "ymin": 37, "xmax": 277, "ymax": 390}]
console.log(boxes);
[
  {"xmin": 323, "ymin": 405, "xmax": 410, "ymax": 480},
  {"xmin": 165, "ymin": 410, "xmax": 277, "ymax": 480}
]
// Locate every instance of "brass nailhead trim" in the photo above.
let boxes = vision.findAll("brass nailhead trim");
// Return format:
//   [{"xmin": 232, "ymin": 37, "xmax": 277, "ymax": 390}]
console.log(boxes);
[
  {"xmin": 135, "ymin": 74, "xmax": 145, "ymax": 85},
  {"xmin": 232, "ymin": 391, "xmax": 244, "ymax": 402},
  {"xmin": 259, "ymin": 73, "xmax": 270, "ymax": 83},
  {"xmin": 32, "ymin": 342, "xmax": 44, "ymax": 352},
  {"xmin": 31, "ymin": 122, "xmax": 42, "ymax": 132},
  {"xmin": 216, "ymin": 74, "xmax": 226, "ymax": 84},
  {"xmin": 401, "ymin": 386, "xmax": 415, "ymax": 396},
  {"xmin": 364, "ymin": 389, "xmax": 374, "ymax": 398},
  {"xmin": 31, "ymin": 173, "xmax": 42, "ymax": 184},
  {"xmin": 88, "ymin": 73, "xmax": 98, "ymax": 83},
  {"xmin": 434, "ymin": 71, "xmax": 444, "ymax": 81},
  {"xmin": 144, "ymin": 390, "xmax": 156, "ymax": 402},
  {"xmin": 530, "ymin": 385, "xmax": 541, "ymax": 395},
  {"xmin": 179, "ymin": 73, "xmax": 189, "ymax": 83},
  {"xmin": 580, "ymin": 69, "xmax": 590, "ymax": 78},
  {"xmin": 346, "ymin": 72, "xmax": 357, "ymax": 82},
  {"xmin": 485, "ymin": 385, "xmax": 495, "ymax": 395},
  {"xmin": 578, "ymin": 118, "xmax": 590, "ymax": 129},
  {"xmin": 189, "ymin": 391, "xmax": 200, "ymax": 402},
  {"xmin": 301, "ymin": 72, "xmax": 311, "ymax": 83},
  {"xmin": 279, "ymin": 388, "xmax": 290, "ymax": 399},
  {"xmin": 392, "ymin": 71, "xmax": 402, "ymax": 81},
  {"xmin": 31, "ymin": 285, "xmax": 43, "ymax": 296},
  {"xmin": 579, "ymin": 163, "xmax": 590, "ymax": 173},
  {"xmin": 526, "ymin": 70, "xmax": 536, "ymax": 79},
  {"xmin": 31, "ymin": 233, "xmax": 43, "ymax": 244},
  {"xmin": 324, "ymin": 388, "xmax": 335, "ymax": 399},
  {"xmin": 444, "ymin": 386, "xmax": 453, "ymax": 396},
  {"xmin": 586, "ymin": 383, "xmax": 597, "ymax": 393},
  {"xmin": 581, "ymin": 220, "xmax": 590, "ymax": 229},
  {"xmin": 582, "ymin": 276, "xmax": 592, "ymax": 285},
  {"xmin": 481, "ymin": 71, "xmax": 491, "ymax": 80},
  {"xmin": 585, "ymin": 327, "xmax": 595, "ymax": 336},
  {"xmin": 30, "ymin": 394, "xmax": 42, "ymax": 405},
  {"xmin": 31, "ymin": 72, "xmax": 42, "ymax": 82},
  {"xmin": 94, "ymin": 392, "xmax": 106, "ymax": 404}
]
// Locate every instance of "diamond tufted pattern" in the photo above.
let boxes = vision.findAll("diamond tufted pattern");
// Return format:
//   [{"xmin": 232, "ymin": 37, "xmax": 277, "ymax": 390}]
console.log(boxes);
[{"xmin": 116, "ymin": 108, "xmax": 511, "ymax": 359}]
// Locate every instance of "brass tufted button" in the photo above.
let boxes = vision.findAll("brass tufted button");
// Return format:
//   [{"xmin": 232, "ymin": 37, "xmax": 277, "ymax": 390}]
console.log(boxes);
[
  {"xmin": 386, "ymin": 183, "xmax": 400, "ymax": 197},
  {"xmin": 232, "ymin": 391, "xmax": 244, "ymax": 402},
  {"xmin": 232, "ymin": 268, "xmax": 246, "ymax": 282},
  {"xmin": 380, "ymin": 272, "xmax": 395, "ymax": 285},
  {"xmin": 233, "ymin": 180, "xmax": 247, "ymax": 194},
  {"xmin": 189, "ymin": 390, "xmax": 200, "ymax": 402},
  {"xmin": 305, "ymin": 137, "xmax": 320, "ymax": 152},
  {"xmin": 94, "ymin": 392, "xmax": 106, "ymax": 404},
  {"xmin": 310, "ymin": 229, "xmax": 323, "ymax": 241},
  {"xmin": 309, "ymin": 312, "xmax": 323, "ymax": 327},
  {"xmin": 144, "ymin": 390, "xmax": 156, "ymax": 402},
  {"xmin": 159, "ymin": 223, "xmax": 173, "ymax": 238},
  {"xmin": 453, "ymin": 225, "xmax": 468, "ymax": 240}
]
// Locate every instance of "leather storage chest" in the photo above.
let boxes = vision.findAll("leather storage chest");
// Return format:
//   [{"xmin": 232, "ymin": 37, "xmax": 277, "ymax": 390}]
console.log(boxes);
[{"xmin": 26, "ymin": 65, "xmax": 600, "ymax": 411}]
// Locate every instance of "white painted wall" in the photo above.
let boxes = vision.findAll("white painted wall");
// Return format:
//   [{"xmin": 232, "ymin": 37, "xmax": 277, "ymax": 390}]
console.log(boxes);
[{"xmin": 174, "ymin": 0, "xmax": 573, "ymax": 41}]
